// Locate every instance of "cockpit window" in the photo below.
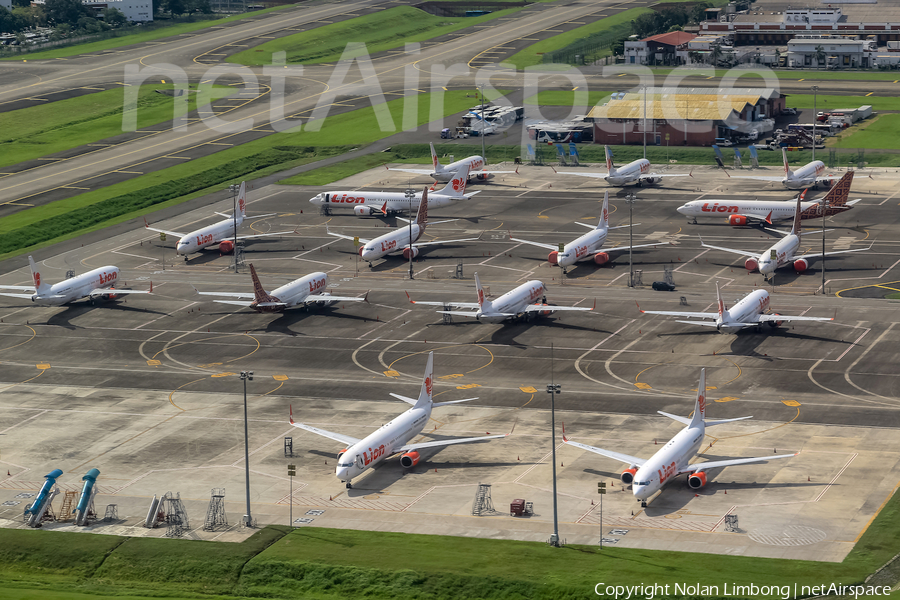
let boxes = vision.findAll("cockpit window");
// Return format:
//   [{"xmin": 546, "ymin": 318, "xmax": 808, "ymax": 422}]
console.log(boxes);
[
  {"xmin": 338, "ymin": 462, "xmax": 353, "ymax": 468},
  {"xmin": 636, "ymin": 480, "xmax": 650, "ymax": 485}
]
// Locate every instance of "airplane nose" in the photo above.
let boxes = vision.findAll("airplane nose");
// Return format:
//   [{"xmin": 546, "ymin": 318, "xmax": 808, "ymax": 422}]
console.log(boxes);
[
  {"xmin": 310, "ymin": 195, "xmax": 321, "ymax": 205},
  {"xmin": 360, "ymin": 248, "xmax": 376, "ymax": 261},
  {"xmin": 336, "ymin": 466, "xmax": 351, "ymax": 481},
  {"xmin": 676, "ymin": 205, "xmax": 689, "ymax": 215}
]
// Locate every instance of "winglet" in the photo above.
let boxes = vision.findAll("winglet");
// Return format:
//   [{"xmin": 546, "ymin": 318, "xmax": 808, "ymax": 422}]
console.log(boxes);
[
  {"xmin": 149, "ymin": 281, "xmax": 153, "ymax": 294},
  {"xmin": 143, "ymin": 217, "xmax": 151, "ymax": 229},
  {"xmin": 551, "ymin": 166, "xmax": 558, "ymax": 174},
  {"xmin": 380, "ymin": 202, "xmax": 387, "ymax": 216},
  {"xmin": 636, "ymin": 300, "xmax": 644, "ymax": 313},
  {"xmin": 765, "ymin": 211, "xmax": 773, "ymax": 225},
  {"xmin": 515, "ymin": 167, "xmax": 519, "ymax": 174},
  {"xmin": 363, "ymin": 290, "xmax": 370, "ymax": 304},
  {"xmin": 562, "ymin": 422, "xmax": 569, "ymax": 442},
  {"xmin": 190, "ymin": 284, "xmax": 200, "ymax": 295},
  {"xmin": 406, "ymin": 291, "xmax": 415, "ymax": 304},
  {"xmin": 689, "ymin": 168, "xmax": 694, "ymax": 178},
  {"xmin": 591, "ymin": 299, "xmax": 596, "ymax": 311},
  {"xmin": 289, "ymin": 405, "xmax": 295, "ymax": 425}
]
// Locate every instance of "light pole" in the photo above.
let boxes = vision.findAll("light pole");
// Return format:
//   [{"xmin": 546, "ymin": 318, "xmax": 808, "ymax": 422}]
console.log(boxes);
[
  {"xmin": 240, "ymin": 370, "xmax": 254, "ymax": 527},
  {"xmin": 821, "ymin": 191, "xmax": 827, "ymax": 294},
  {"xmin": 625, "ymin": 193, "xmax": 636, "ymax": 286},
  {"xmin": 811, "ymin": 85, "xmax": 819, "ymax": 163},
  {"xmin": 229, "ymin": 183, "xmax": 240, "ymax": 274},
  {"xmin": 479, "ymin": 84, "xmax": 487, "ymax": 163},
  {"xmin": 405, "ymin": 187, "xmax": 416, "ymax": 280},
  {"xmin": 547, "ymin": 380, "xmax": 561, "ymax": 547},
  {"xmin": 642, "ymin": 85, "xmax": 648, "ymax": 159}
]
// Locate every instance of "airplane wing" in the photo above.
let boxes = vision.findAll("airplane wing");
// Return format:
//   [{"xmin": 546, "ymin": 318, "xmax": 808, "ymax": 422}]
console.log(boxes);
[
  {"xmin": 639, "ymin": 307, "xmax": 718, "ymax": 319},
  {"xmin": 214, "ymin": 300, "xmax": 256, "ymax": 307},
  {"xmin": 399, "ymin": 433, "xmax": 508, "ymax": 452},
  {"xmin": 673, "ymin": 319, "xmax": 760, "ymax": 328},
  {"xmin": 510, "ymin": 237, "xmax": 558, "ymax": 251},
  {"xmin": 679, "ymin": 452, "xmax": 798, "ymax": 474},
  {"xmin": 473, "ymin": 169, "xmax": 517, "ymax": 176},
  {"xmin": 145, "ymin": 225, "xmax": 186, "ymax": 238},
  {"xmin": 727, "ymin": 175, "xmax": 785, "ymax": 182},
  {"xmin": 0, "ymin": 292, "xmax": 37, "ymax": 299},
  {"xmin": 413, "ymin": 237, "xmax": 481, "ymax": 248},
  {"xmin": 290, "ymin": 410, "xmax": 362, "ymax": 446},
  {"xmin": 406, "ymin": 292, "xmax": 479, "ymax": 309},
  {"xmin": 794, "ymin": 245, "xmax": 873, "ymax": 261},
  {"xmin": 638, "ymin": 172, "xmax": 692, "ymax": 180},
  {"xmin": 197, "ymin": 292, "xmax": 255, "ymax": 298},
  {"xmin": 305, "ymin": 293, "xmax": 368, "ymax": 303},
  {"xmin": 556, "ymin": 171, "xmax": 607, "ymax": 179},
  {"xmin": 594, "ymin": 242, "xmax": 667, "ymax": 255},
  {"xmin": 562, "ymin": 435, "xmax": 647, "ymax": 467},
  {"xmin": 88, "ymin": 288, "xmax": 151, "ymax": 297},
  {"xmin": 327, "ymin": 229, "xmax": 371, "ymax": 244},
  {"xmin": 757, "ymin": 314, "xmax": 833, "ymax": 323},
  {"xmin": 387, "ymin": 167, "xmax": 434, "ymax": 176},
  {"xmin": 699, "ymin": 237, "xmax": 760, "ymax": 259},
  {"xmin": 436, "ymin": 310, "xmax": 499, "ymax": 317},
  {"xmin": 236, "ymin": 230, "xmax": 295, "ymax": 241},
  {"xmin": 523, "ymin": 303, "xmax": 593, "ymax": 313}
]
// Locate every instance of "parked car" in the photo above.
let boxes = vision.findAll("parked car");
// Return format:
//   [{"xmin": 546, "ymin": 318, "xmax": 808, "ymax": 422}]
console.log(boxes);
[
  {"xmin": 782, "ymin": 107, "xmax": 797, "ymax": 115},
  {"xmin": 652, "ymin": 281, "xmax": 676, "ymax": 291}
]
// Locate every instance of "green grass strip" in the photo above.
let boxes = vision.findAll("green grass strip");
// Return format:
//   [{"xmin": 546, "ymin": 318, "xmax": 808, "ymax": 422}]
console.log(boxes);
[
  {"xmin": 0, "ymin": 6, "xmax": 291, "ymax": 62},
  {"xmin": 786, "ymin": 94, "xmax": 900, "ymax": 112},
  {"xmin": 506, "ymin": 8, "xmax": 652, "ymax": 70},
  {"xmin": 0, "ymin": 84, "xmax": 234, "ymax": 169},
  {"xmin": 828, "ymin": 113, "xmax": 900, "ymax": 150},
  {"xmin": 648, "ymin": 67, "xmax": 900, "ymax": 81},
  {"xmin": 228, "ymin": 5, "xmax": 523, "ymax": 66}
]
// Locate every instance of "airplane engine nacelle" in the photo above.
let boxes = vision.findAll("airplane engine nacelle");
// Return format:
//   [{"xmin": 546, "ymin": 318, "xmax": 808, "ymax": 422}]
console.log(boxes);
[
  {"xmin": 547, "ymin": 251, "xmax": 559, "ymax": 266},
  {"xmin": 620, "ymin": 467, "xmax": 638, "ymax": 485},
  {"xmin": 593, "ymin": 252, "xmax": 610, "ymax": 266},
  {"xmin": 219, "ymin": 240, "xmax": 235, "ymax": 255},
  {"xmin": 315, "ymin": 291, "xmax": 336, "ymax": 307},
  {"xmin": 402, "ymin": 246, "xmax": 420, "ymax": 260},
  {"xmin": 767, "ymin": 312, "xmax": 783, "ymax": 328},
  {"xmin": 476, "ymin": 173, "xmax": 488, "ymax": 180},
  {"xmin": 336, "ymin": 448, "xmax": 349, "ymax": 461},
  {"xmin": 744, "ymin": 257, "xmax": 759, "ymax": 271},
  {"xmin": 644, "ymin": 175, "xmax": 662, "ymax": 185},
  {"xmin": 793, "ymin": 258, "xmax": 809, "ymax": 273},
  {"xmin": 399, "ymin": 451, "xmax": 420, "ymax": 468},
  {"xmin": 354, "ymin": 205, "xmax": 375, "ymax": 217},
  {"xmin": 537, "ymin": 303, "xmax": 553, "ymax": 317},
  {"xmin": 358, "ymin": 246, "xmax": 365, "ymax": 257},
  {"xmin": 728, "ymin": 215, "xmax": 748, "ymax": 226},
  {"xmin": 688, "ymin": 471, "xmax": 708, "ymax": 489}
]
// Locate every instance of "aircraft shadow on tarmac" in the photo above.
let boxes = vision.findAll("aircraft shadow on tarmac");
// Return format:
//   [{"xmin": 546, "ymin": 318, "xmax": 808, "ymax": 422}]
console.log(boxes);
[
  {"xmin": 43, "ymin": 301, "xmax": 166, "ymax": 330},
  {"xmin": 208, "ymin": 307, "xmax": 372, "ymax": 334},
  {"xmin": 725, "ymin": 329, "xmax": 849, "ymax": 359}
]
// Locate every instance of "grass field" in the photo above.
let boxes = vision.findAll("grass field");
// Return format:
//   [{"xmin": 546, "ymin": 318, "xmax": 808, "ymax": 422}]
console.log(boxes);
[
  {"xmin": 0, "ymin": 84, "xmax": 234, "ymax": 168},
  {"xmin": 647, "ymin": 66, "xmax": 900, "ymax": 82},
  {"xmin": 0, "ymin": 90, "xmax": 498, "ymax": 259},
  {"xmin": 0, "ymin": 485, "xmax": 898, "ymax": 599},
  {"xmin": 506, "ymin": 8, "xmax": 653, "ymax": 70},
  {"xmin": 786, "ymin": 94, "xmax": 900, "ymax": 112},
  {"xmin": 828, "ymin": 113, "xmax": 900, "ymax": 150},
  {"xmin": 228, "ymin": 6, "xmax": 521, "ymax": 66},
  {"xmin": 0, "ymin": 7, "xmax": 291, "ymax": 62}
]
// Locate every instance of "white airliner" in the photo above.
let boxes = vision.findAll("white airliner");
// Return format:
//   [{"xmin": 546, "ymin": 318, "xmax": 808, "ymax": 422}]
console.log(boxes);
[
  {"xmin": 700, "ymin": 187, "xmax": 871, "ymax": 280},
  {"xmin": 638, "ymin": 281, "xmax": 833, "ymax": 333},
  {"xmin": 677, "ymin": 171, "xmax": 859, "ymax": 226},
  {"xmin": 289, "ymin": 352, "xmax": 508, "ymax": 488},
  {"xmin": 0, "ymin": 256, "xmax": 151, "ymax": 306},
  {"xmin": 387, "ymin": 143, "xmax": 516, "ymax": 182},
  {"xmin": 727, "ymin": 148, "xmax": 835, "ymax": 190},
  {"xmin": 563, "ymin": 368, "xmax": 798, "ymax": 506},
  {"xmin": 309, "ymin": 165, "xmax": 478, "ymax": 217},
  {"xmin": 511, "ymin": 191, "xmax": 666, "ymax": 273},
  {"xmin": 407, "ymin": 272, "xmax": 593, "ymax": 323},
  {"xmin": 327, "ymin": 189, "xmax": 479, "ymax": 265},
  {"xmin": 193, "ymin": 264, "xmax": 367, "ymax": 313},
  {"xmin": 144, "ymin": 181, "xmax": 294, "ymax": 257},
  {"xmin": 557, "ymin": 145, "xmax": 692, "ymax": 187}
]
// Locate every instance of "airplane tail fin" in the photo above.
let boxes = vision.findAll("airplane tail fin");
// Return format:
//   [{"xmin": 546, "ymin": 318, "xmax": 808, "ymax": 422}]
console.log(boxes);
[
  {"xmin": 605, "ymin": 145, "xmax": 615, "ymax": 175},
  {"xmin": 416, "ymin": 188, "xmax": 429, "ymax": 227},
  {"xmin": 598, "ymin": 190, "xmax": 609, "ymax": 230},
  {"xmin": 782, "ymin": 148, "xmax": 793, "ymax": 178},
  {"xmin": 715, "ymin": 281, "xmax": 726, "ymax": 319},
  {"xmin": 28, "ymin": 256, "xmax": 51, "ymax": 294},
  {"xmin": 249, "ymin": 263, "xmax": 278, "ymax": 304},
  {"xmin": 823, "ymin": 171, "xmax": 854, "ymax": 208},
  {"xmin": 474, "ymin": 271, "xmax": 488, "ymax": 310},
  {"xmin": 430, "ymin": 142, "xmax": 441, "ymax": 170},
  {"xmin": 439, "ymin": 165, "xmax": 470, "ymax": 197},
  {"xmin": 235, "ymin": 181, "xmax": 247, "ymax": 224},
  {"xmin": 414, "ymin": 351, "xmax": 435, "ymax": 408},
  {"xmin": 791, "ymin": 191, "xmax": 803, "ymax": 235},
  {"xmin": 690, "ymin": 368, "xmax": 707, "ymax": 428}
]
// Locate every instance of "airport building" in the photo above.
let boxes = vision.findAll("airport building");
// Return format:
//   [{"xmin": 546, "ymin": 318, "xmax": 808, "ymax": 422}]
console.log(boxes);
[
  {"xmin": 623, "ymin": 30, "xmax": 697, "ymax": 66},
  {"xmin": 81, "ymin": 0, "xmax": 153, "ymax": 22},
  {"xmin": 585, "ymin": 87, "xmax": 783, "ymax": 146}
]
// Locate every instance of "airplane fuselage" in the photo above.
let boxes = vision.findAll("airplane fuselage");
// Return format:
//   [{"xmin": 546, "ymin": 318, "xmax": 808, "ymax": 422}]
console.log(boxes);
[
  {"xmin": 753, "ymin": 235, "xmax": 801, "ymax": 276},
  {"xmin": 632, "ymin": 424, "xmax": 705, "ymax": 500},
  {"xmin": 557, "ymin": 229, "xmax": 607, "ymax": 268},
  {"xmin": 433, "ymin": 156, "xmax": 484, "ymax": 181},
  {"xmin": 35, "ymin": 265, "xmax": 122, "ymax": 305},
  {"xmin": 677, "ymin": 199, "xmax": 823, "ymax": 223},
  {"xmin": 479, "ymin": 280, "xmax": 545, "ymax": 323},
  {"xmin": 607, "ymin": 159, "xmax": 651, "ymax": 186},
  {"xmin": 783, "ymin": 161, "xmax": 825, "ymax": 189},
  {"xmin": 253, "ymin": 272, "xmax": 328, "ymax": 312},
  {"xmin": 718, "ymin": 289, "xmax": 770, "ymax": 333},
  {"xmin": 361, "ymin": 225, "xmax": 423, "ymax": 262},
  {"xmin": 310, "ymin": 191, "xmax": 465, "ymax": 216},
  {"xmin": 335, "ymin": 405, "xmax": 431, "ymax": 483},
  {"xmin": 176, "ymin": 218, "xmax": 240, "ymax": 255}
]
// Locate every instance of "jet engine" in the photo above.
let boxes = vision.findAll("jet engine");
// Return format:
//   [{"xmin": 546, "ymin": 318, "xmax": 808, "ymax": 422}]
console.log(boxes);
[
  {"xmin": 219, "ymin": 240, "xmax": 235, "ymax": 254},
  {"xmin": 537, "ymin": 303, "xmax": 553, "ymax": 317},
  {"xmin": 793, "ymin": 258, "xmax": 809, "ymax": 273},
  {"xmin": 593, "ymin": 252, "xmax": 610, "ymax": 266},
  {"xmin": 728, "ymin": 215, "xmax": 748, "ymax": 226},
  {"xmin": 643, "ymin": 175, "xmax": 662, "ymax": 185},
  {"xmin": 621, "ymin": 467, "xmax": 638, "ymax": 485},
  {"xmin": 399, "ymin": 451, "xmax": 420, "ymax": 468},
  {"xmin": 744, "ymin": 257, "xmax": 759, "ymax": 271},
  {"xmin": 402, "ymin": 247, "xmax": 420, "ymax": 260},
  {"xmin": 476, "ymin": 173, "xmax": 489, "ymax": 180},
  {"xmin": 358, "ymin": 246, "xmax": 365, "ymax": 256},
  {"xmin": 314, "ymin": 291, "xmax": 336, "ymax": 307},
  {"xmin": 767, "ymin": 312, "xmax": 783, "ymax": 328},
  {"xmin": 354, "ymin": 205, "xmax": 375, "ymax": 217},
  {"xmin": 337, "ymin": 448, "xmax": 349, "ymax": 461},
  {"xmin": 547, "ymin": 251, "xmax": 559, "ymax": 265},
  {"xmin": 687, "ymin": 471, "xmax": 707, "ymax": 489}
]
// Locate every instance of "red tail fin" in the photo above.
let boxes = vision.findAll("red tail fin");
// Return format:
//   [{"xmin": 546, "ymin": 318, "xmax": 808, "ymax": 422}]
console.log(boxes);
[
  {"xmin": 416, "ymin": 188, "xmax": 429, "ymax": 227},
  {"xmin": 823, "ymin": 171, "xmax": 854, "ymax": 208},
  {"xmin": 249, "ymin": 263, "xmax": 278, "ymax": 304}
]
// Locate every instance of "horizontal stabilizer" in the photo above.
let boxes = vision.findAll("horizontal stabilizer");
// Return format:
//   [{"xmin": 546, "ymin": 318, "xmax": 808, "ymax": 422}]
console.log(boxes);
[
  {"xmin": 657, "ymin": 411, "xmax": 691, "ymax": 425},
  {"xmin": 432, "ymin": 397, "xmax": 478, "ymax": 407},
  {"xmin": 389, "ymin": 393, "xmax": 418, "ymax": 406},
  {"xmin": 705, "ymin": 416, "xmax": 753, "ymax": 426}
]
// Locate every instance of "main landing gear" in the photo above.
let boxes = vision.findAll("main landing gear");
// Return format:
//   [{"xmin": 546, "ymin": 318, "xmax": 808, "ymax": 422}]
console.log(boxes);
[
  {"xmin": 345, "ymin": 482, "xmax": 353, "ymax": 489},
  {"xmin": 641, "ymin": 500, "xmax": 647, "ymax": 508}
]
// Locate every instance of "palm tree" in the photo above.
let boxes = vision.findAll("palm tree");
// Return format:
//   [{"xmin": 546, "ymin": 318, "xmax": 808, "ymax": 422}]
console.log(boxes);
[
  {"xmin": 815, "ymin": 45, "xmax": 826, "ymax": 69},
  {"xmin": 710, "ymin": 44, "xmax": 723, "ymax": 67}
]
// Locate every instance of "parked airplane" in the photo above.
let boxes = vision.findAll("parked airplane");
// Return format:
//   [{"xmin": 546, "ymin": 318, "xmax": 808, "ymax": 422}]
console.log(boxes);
[
  {"xmin": 193, "ymin": 264, "xmax": 367, "ymax": 313},
  {"xmin": 677, "ymin": 171, "xmax": 859, "ymax": 226},
  {"xmin": 0, "ymin": 256, "xmax": 151, "ymax": 306},
  {"xmin": 700, "ymin": 188, "xmax": 871, "ymax": 280},
  {"xmin": 406, "ymin": 272, "xmax": 594, "ymax": 323},
  {"xmin": 289, "ymin": 352, "xmax": 508, "ymax": 488},
  {"xmin": 563, "ymin": 368, "xmax": 798, "ymax": 506},
  {"xmin": 309, "ymin": 165, "xmax": 477, "ymax": 217},
  {"xmin": 637, "ymin": 281, "xmax": 832, "ymax": 333},
  {"xmin": 387, "ymin": 143, "xmax": 516, "ymax": 182},
  {"xmin": 557, "ymin": 145, "xmax": 693, "ymax": 187},
  {"xmin": 144, "ymin": 181, "xmax": 294, "ymax": 258},
  {"xmin": 727, "ymin": 148, "xmax": 836, "ymax": 190},
  {"xmin": 511, "ymin": 191, "xmax": 666, "ymax": 273},
  {"xmin": 327, "ymin": 189, "xmax": 479, "ymax": 265}
]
